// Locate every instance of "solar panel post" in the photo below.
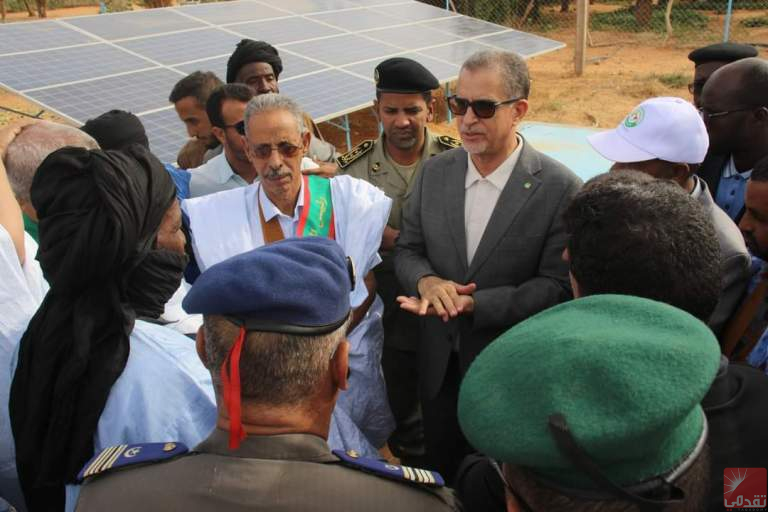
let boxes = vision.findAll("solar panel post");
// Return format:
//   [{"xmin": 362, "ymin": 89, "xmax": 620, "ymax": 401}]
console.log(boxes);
[{"xmin": 445, "ymin": 82, "xmax": 453, "ymax": 123}]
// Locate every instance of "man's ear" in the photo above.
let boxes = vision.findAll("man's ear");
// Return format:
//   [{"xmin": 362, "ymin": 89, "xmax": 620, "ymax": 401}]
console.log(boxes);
[
  {"xmin": 301, "ymin": 130, "xmax": 312, "ymax": 155},
  {"xmin": 671, "ymin": 162, "xmax": 692, "ymax": 183},
  {"xmin": 331, "ymin": 340, "xmax": 350, "ymax": 391},
  {"xmin": 195, "ymin": 326, "xmax": 209, "ymax": 368},
  {"xmin": 427, "ymin": 97, "xmax": 436, "ymax": 123},
  {"xmin": 512, "ymin": 99, "xmax": 529, "ymax": 124},
  {"xmin": 211, "ymin": 126, "xmax": 226, "ymax": 146},
  {"xmin": 373, "ymin": 99, "xmax": 381, "ymax": 124}
]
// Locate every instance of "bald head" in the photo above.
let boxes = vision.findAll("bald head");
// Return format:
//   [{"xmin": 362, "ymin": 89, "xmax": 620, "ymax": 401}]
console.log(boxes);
[
  {"xmin": 700, "ymin": 57, "xmax": 768, "ymax": 155},
  {"xmin": 704, "ymin": 57, "xmax": 768, "ymax": 106},
  {"xmin": 4, "ymin": 121, "xmax": 99, "ymax": 214}
]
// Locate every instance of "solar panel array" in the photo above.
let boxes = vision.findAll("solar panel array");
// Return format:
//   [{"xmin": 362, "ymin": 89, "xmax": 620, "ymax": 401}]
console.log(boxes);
[{"xmin": 0, "ymin": 0, "xmax": 564, "ymax": 162}]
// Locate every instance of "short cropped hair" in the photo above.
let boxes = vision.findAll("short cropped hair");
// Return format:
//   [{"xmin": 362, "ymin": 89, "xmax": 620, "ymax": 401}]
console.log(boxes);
[
  {"xmin": 461, "ymin": 49, "xmax": 530, "ymax": 99},
  {"xmin": 168, "ymin": 71, "xmax": 223, "ymax": 107},
  {"xmin": 206, "ymin": 84, "xmax": 254, "ymax": 128},
  {"xmin": 505, "ymin": 445, "xmax": 710, "ymax": 512},
  {"xmin": 564, "ymin": 170, "xmax": 721, "ymax": 321},
  {"xmin": 4, "ymin": 121, "xmax": 99, "ymax": 204},
  {"xmin": 243, "ymin": 93, "xmax": 308, "ymax": 137},
  {"xmin": 751, "ymin": 154, "xmax": 768, "ymax": 182},
  {"xmin": 202, "ymin": 315, "xmax": 349, "ymax": 406}
]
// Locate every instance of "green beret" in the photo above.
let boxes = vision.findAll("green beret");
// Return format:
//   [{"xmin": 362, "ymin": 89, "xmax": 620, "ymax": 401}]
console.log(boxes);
[
  {"xmin": 458, "ymin": 294, "xmax": 720, "ymax": 491},
  {"xmin": 374, "ymin": 57, "xmax": 439, "ymax": 93}
]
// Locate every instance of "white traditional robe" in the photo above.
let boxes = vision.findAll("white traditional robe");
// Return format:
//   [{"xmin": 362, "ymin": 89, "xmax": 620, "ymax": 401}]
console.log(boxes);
[{"xmin": 182, "ymin": 175, "xmax": 395, "ymax": 457}]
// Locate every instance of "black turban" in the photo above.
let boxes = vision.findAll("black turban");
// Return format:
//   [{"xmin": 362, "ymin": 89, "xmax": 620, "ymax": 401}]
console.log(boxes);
[
  {"xmin": 9, "ymin": 144, "xmax": 187, "ymax": 511},
  {"xmin": 81, "ymin": 109, "xmax": 149, "ymax": 151},
  {"xmin": 226, "ymin": 39, "xmax": 283, "ymax": 84}
]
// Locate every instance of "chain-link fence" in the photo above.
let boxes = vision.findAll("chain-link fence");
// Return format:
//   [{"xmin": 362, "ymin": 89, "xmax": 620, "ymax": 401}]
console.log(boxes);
[{"xmin": 423, "ymin": 0, "xmax": 768, "ymax": 47}]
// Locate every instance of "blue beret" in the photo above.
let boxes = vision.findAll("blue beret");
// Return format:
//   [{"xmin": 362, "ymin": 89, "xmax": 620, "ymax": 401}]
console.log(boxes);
[{"xmin": 183, "ymin": 237, "xmax": 353, "ymax": 334}]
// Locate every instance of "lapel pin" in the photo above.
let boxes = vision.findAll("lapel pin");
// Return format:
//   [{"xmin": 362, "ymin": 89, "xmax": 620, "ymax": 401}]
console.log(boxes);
[{"xmin": 524, "ymin": 182, "xmax": 531, "ymax": 189}]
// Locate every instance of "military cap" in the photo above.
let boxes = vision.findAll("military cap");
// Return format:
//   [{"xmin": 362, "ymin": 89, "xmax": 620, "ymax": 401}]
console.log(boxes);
[
  {"xmin": 183, "ymin": 237, "xmax": 353, "ymax": 334},
  {"xmin": 458, "ymin": 295, "xmax": 720, "ymax": 500},
  {"xmin": 375, "ymin": 57, "xmax": 439, "ymax": 93},
  {"xmin": 688, "ymin": 42, "xmax": 758, "ymax": 65}
]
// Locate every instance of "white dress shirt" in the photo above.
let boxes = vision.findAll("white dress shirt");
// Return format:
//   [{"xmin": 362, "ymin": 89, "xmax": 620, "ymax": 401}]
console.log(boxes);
[
  {"xmin": 464, "ymin": 137, "xmax": 524, "ymax": 264},
  {"xmin": 189, "ymin": 152, "xmax": 318, "ymax": 198}
]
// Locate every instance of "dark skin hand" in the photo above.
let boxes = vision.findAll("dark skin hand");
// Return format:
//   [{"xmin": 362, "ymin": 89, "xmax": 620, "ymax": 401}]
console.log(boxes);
[
  {"xmin": 349, "ymin": 271, "xmax": 377, "ymax": 331},
  {"xmin": 398, "ymin": 275, "xmax": 477, "ymax": 323}
]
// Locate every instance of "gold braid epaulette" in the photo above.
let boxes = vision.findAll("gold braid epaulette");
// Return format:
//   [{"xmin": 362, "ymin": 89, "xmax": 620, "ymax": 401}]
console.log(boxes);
[
  {"xmin": 336, "ymin": 140, "xmax": 374, "ymax": 169},
  {"xmin": 437, "ymin": 135, "xmax": 462, "ymax": 149}
]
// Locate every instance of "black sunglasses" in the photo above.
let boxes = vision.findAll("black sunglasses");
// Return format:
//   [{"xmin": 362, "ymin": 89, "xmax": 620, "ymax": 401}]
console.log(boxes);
[
  {"xmin": 234, "ymin": 120, "xmax": 246, "ymax": 135},
  {"xmin": 447, "ymin": 95, "xmax": 525, "ymax": 118}
]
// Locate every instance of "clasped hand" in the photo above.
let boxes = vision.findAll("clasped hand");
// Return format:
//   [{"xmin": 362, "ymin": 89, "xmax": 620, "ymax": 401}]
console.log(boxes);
[{"xmin": 397, "ymin": 275, "xmax": 477, "ymax": 323}]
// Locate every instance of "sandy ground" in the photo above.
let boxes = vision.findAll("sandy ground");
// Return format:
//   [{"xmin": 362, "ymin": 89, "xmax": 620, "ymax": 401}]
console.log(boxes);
[{"xmin": 1, "ymin": 5, "xmax": 767, "ymax": 150}]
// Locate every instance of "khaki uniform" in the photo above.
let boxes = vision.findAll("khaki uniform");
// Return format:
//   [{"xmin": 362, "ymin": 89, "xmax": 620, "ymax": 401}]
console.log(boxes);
[
  {"xmin": 75, "ymin": 431, "xmax": 459, "ymax": 512},
  {"xmin": 337, "ymin": 130, "xmax": 460, "ymax": 462},
  {"xmin": 338, "ymin": 130, "xmax": 460, "ymax": 232}
]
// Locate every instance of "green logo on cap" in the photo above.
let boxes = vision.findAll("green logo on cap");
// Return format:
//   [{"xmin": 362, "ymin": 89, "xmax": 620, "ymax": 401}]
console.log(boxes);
[{"xmin": 624, "ymin": 107, "xmax": 645, "ymax": 128}]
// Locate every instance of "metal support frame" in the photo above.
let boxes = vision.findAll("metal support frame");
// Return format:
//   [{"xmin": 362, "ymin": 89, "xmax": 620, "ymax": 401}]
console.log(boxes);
[
  {"xmin": 445, "ymin": 82, "xmax": 452, "ymax": 123},
  {"xmin": 325, "ymin": 114, "xmax": 353, "ymax": 151},
  {"xmin": 723, "ymin": 0, "xmax": 735, "ymax": 42}
]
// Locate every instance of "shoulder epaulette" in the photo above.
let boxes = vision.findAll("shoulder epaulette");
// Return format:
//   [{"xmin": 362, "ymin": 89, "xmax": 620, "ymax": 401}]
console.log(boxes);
[
  {"xmin": 332, "ymin": 449, "xmax": 445, "ymax": 487},
  {"xmin": 77, "ymin": 442, "xmax": 188, "ymax": 482},
  {"xmin": 437, "ymin": 135, "xmax": 461, "ymax": 149},
  {"xmin": 336, "ymin": 140, "xmax": 374, "ymax": 169}
]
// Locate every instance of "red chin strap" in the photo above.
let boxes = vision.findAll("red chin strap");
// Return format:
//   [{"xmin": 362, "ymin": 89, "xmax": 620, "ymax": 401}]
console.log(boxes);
[{"xmin": 220, "ymin": 326, "xmax": 247, "ymax": 450}]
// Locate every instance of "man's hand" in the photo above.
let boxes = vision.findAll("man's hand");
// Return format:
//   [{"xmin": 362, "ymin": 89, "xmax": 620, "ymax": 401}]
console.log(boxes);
[
  {"xmin": 397, "ymin": 276, "xmax": 476, "ymax": 322},
  {"xmin": 397, "ymin": 294, "xmax": 474, "ymax": 322},
  {"xmin": 302, "ymin": 160, "xmax": 338, "ymax": 178},
  {"xmin": 380, "ymin": 225, "xmax": 399, "ymax": 252}
]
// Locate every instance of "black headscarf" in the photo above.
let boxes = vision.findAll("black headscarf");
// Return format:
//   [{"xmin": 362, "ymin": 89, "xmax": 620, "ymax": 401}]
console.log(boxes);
[
  {"xmin": 81, "ymin": 109, "xmax": 150, "ymax": 151},
  {"xmin": 226, "ymin": 39, "xmax": 283, "ymax": 84},
  {"xmin": 9, "ymin": 144, "xmax": 187, "ymax": 511}
]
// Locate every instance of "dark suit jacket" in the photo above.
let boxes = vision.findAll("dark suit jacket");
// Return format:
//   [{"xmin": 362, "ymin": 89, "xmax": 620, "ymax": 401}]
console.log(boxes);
[
  {"xmin": 697, "ymin": 152, "xmax": 741, "ymax": 221},
  {"xmin": 394, "ymin": 140, "xmax": 583, "ymax": 400}
]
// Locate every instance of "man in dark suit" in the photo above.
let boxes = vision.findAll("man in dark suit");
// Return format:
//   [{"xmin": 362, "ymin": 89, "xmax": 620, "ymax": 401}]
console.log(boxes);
[
  {"xmin": 394, "ymin": 50, "xmax": 582, "ymax": 482},
  {"xmin": 698, "ymin": 57, "xmax": 768, "ymax": 221}
]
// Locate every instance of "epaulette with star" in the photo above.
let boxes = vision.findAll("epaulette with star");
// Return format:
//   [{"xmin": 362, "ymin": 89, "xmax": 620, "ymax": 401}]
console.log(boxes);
[
  {"xmin": 332, "ymin": 449, "xmax": 445, "ymax": 487},
  {"xmin": 336, "ymin": 140, "xmax": 374, "ymax": 169},
  {"xmin": 77, "ymin": 442, "xmax": 188, "ymax": 482},
  {"xmin": 437, "ymin": 135, "xmax": 461, "ymax": 149}
]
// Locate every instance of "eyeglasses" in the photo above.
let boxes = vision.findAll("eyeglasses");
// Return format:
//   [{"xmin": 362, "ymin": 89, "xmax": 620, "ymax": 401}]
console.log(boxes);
[
  {"xmin": 447, "ymin": 95, "xmax": 525, "ymax": 119},
  {"xmin": 698, "ymin": 106, "xmax": 765, "ymax": 120},
  {"xmin": 249, "ymin": 141, "xmax": 302, "ymax": 159}
]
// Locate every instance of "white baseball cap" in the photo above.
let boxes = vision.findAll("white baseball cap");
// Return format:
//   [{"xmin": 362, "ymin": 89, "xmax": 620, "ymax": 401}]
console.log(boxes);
[{"xmin": 587, "ymin": 97, "xmax": 709, "ymax": 165}]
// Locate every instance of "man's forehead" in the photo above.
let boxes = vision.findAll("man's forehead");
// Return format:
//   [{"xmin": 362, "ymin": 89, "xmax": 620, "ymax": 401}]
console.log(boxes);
[
  {"xmin": 239, "ymin": 61, "xmax": 275, "ymax": 76},
  {"xmin": 378, "ymin": 92, "xmax": 427, "ymax": 108},
  {"xmin": 246, "ymin": 111, "xmax": 300, "ymax": 140}
]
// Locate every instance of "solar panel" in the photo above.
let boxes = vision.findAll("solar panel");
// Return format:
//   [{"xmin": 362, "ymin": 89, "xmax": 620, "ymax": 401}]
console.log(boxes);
[
  {"xmin": 27, "ymin": 68, "xmax": 184, "ymax": 122},
  {"xmin": 63, "ymin": 9, "xmax": 205, "ymax": 40},
  {"xmin": 177, "ymin": 0, "xmax": 288, "ymax": 24},
  {"xmin": 0, "ymin": 0, "xmax": 564, "ymax": 163},
  {"xmin": 0, "ymin": 21, "xmax": 95, "ymax": 54},
  {"xmin": 0, "ymin": 44, "xmax": 152, "ymax": 90},
  {"xmin": 116, "ymin": 28, "xmax": 242, "ymax": 65}
]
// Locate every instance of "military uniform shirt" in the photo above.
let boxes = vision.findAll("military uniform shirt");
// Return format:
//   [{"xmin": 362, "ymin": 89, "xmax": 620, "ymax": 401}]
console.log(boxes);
[
  {"xmin": 76, "ymin": 430, "xmax": 460, "ymax": 512},
  {"xmin": 338, "ymin": 129, "xmax": 460, "ymax": 231}
]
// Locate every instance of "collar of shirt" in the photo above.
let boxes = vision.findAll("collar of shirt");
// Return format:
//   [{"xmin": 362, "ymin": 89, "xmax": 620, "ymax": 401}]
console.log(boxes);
[
  {"xmin": 258, "ymin": 176, "xmax": 305, "ymax": 223},
  {"xmin": 689, "ymin": 175, "xmax": 703, "ymax": 200},
  {"xmin": 722, "ymin": 155, "xmax": 753, "ymax": 179},
  {"xmin": 465, "ymin": 135, "xmax": 524, "ymax": 190},
  {"xmin": 202, "ymin": 152, "xmax": 248, "ymax": 186},
  {"xmin": 195, "ymin": 429, "xmax": 337, "ymax": 462}
]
